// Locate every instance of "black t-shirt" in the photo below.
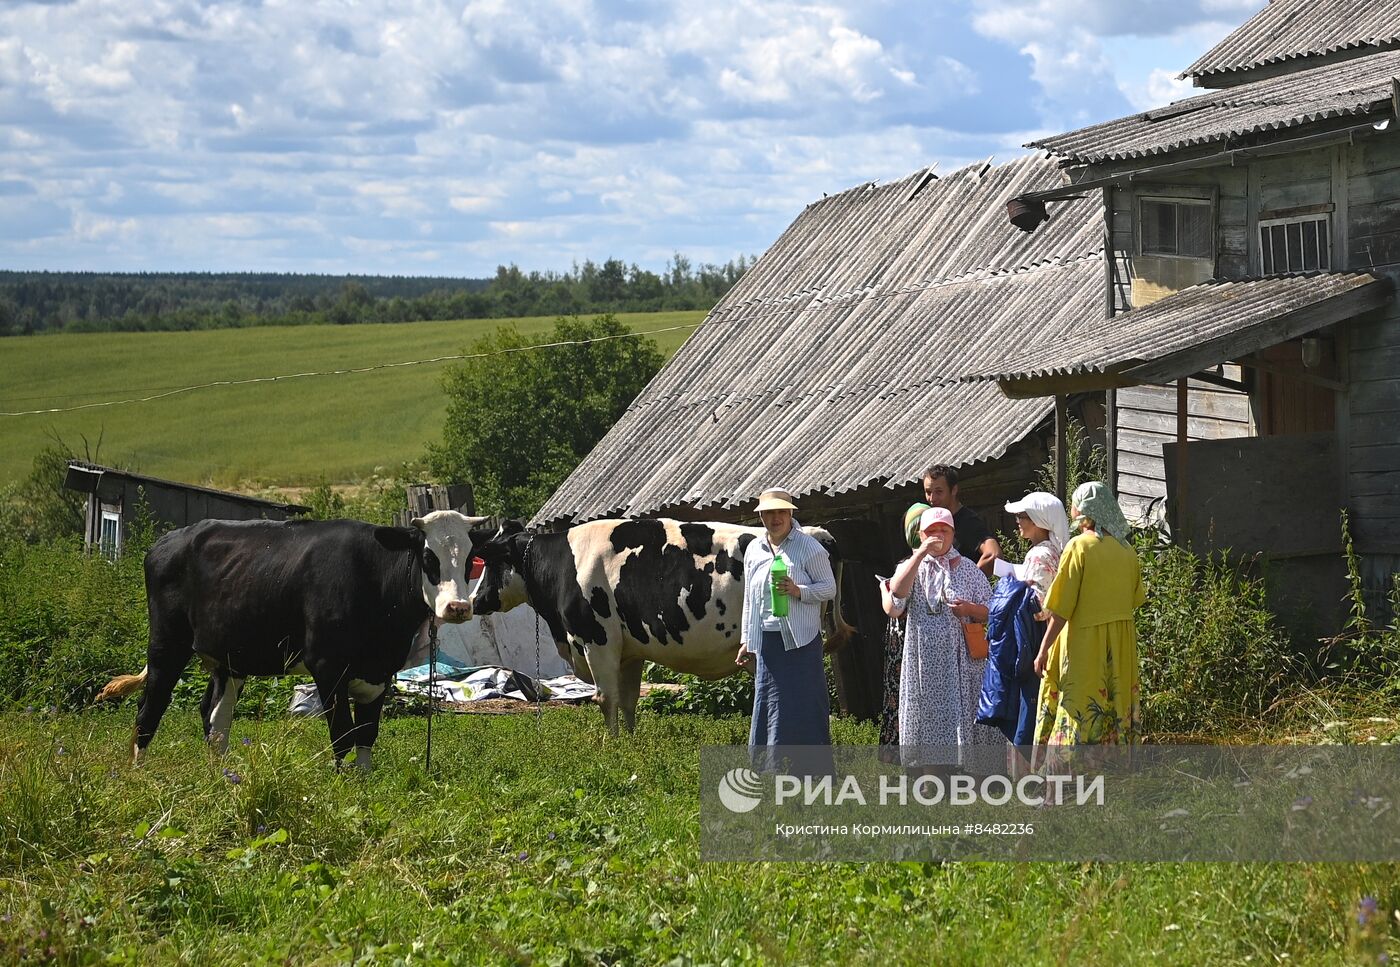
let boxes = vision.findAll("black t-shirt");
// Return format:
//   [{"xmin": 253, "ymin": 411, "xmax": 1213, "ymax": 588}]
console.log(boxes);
[{"xmin": 953, "ymin": 505, "xmax": 993, "ymax": 560}]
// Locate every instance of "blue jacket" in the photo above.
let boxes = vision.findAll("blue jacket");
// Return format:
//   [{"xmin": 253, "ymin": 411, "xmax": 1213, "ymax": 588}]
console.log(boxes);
[{"xmin": 976, "ymin": 577, "xmax": 1042, "ymax": 730}]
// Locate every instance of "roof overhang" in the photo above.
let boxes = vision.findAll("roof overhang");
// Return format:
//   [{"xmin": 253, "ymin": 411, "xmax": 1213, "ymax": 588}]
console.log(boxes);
[
  {"xmin": 959, "ymin": 272, "xmax": 1395, "ymax": 399},
  {"xmin": 61, "ymin": 460, "xmax": 311, "ymax": 513},
  {"xmin": 1007, "ymin": 116, "xmax": 1389, "ymax": 228}
]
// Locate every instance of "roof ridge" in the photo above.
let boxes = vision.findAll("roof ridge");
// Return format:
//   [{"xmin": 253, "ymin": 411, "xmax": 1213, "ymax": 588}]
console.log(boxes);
[{"xmin": 1184, "ymin": 0, "xmax": 1400, "ymax": 79}]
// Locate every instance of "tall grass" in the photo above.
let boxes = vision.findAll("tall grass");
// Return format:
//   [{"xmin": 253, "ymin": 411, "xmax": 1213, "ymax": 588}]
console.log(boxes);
[
  {"xmin": 1, "ymin": 708, "xmax": 1397, "ymax": 964},
  {"xmin": 1134, "ymin": 532, "xmax": 1303, "ymax": 737},
  {"xmin": 0, "ymin": 534, "xmax": 149, "ymax": 708}
]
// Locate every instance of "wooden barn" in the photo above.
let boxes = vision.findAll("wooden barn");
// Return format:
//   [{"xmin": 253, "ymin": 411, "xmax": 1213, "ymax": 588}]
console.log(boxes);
[
  {"xmin": 63, "ymin": 461, "xmax": 309, "ymax": 559},
  {"xmin": 972, "ymin": 0, "xmax": 1400, "ymax": 638},
  {"xmin": 533, "ymin": 154, "xmax": 1112, "ymax": 716}
]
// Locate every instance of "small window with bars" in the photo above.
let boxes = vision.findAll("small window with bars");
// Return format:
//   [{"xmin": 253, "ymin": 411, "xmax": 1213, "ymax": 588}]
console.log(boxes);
[
  {"xmin": 1259, "ymin": 214, "xmax": 1330, "ymax": 274},
  {"xmin": 99, "ymin": 509, "xmax": 121, "ymax": 561},
  {"xmin": 1140, "ymin": 197, "xmax": 1213, "ymax": 259}
]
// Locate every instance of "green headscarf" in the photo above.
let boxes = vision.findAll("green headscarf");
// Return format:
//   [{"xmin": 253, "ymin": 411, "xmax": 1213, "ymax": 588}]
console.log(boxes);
[
  {"xmin": 902, "ymin": 502, "xmax": 932, "ymax": 550},
  {"xmin": 1071, "ymin": 481, "xmax": 1131, "ymax": 544}
]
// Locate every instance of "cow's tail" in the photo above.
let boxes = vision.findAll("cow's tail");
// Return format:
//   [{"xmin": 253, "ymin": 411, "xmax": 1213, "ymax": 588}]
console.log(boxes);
[
  {"xmin": 824, "ymin": 561, "xmax": 858, "ymax": 653},
  {"xmin": 95, "ymin": 665, "xmax": 149, "ymax": 703}
]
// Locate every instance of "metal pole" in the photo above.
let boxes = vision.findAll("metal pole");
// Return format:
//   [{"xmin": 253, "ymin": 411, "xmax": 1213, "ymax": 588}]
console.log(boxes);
[{"xmin": 425, "ymin": 621, "xmax": 438, "ymax": 774}]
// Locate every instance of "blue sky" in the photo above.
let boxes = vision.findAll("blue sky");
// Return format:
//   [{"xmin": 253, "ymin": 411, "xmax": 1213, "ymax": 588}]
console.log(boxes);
[{"xmin": 0, "ymin": 0, "xmax": 1265, "ymax": 277}]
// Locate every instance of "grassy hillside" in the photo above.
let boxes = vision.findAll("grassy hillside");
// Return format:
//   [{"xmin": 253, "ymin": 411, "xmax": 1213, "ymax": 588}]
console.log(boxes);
[{"xmin": 0, "ymin": 311, "xmax": 703, "ymax": 488}]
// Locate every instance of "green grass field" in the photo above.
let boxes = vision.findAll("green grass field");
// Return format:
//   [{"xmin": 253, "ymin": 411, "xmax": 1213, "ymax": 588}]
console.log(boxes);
[
  {"xmin": 1, "ymin": 706, "xmax": 1396, "ymax": 965},
  {"xmin": 0, "ymin": 312, "xmax": 704, "ymax": 489}
]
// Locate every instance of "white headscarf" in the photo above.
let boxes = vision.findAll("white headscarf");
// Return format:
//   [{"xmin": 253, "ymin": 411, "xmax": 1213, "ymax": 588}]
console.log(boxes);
[{"xmin": 1005, "ymin": 491, "xmax": 1070, "ymax": 555}]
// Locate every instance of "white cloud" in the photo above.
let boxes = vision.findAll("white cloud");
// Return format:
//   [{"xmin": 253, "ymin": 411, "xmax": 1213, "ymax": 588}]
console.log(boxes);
[
  {"xmin": 1126, "ymin": 67, "xmax": 1198, "ymax": 111},
  {"xmin": 970, "ymin": 0, "xmax": 1264, "ymax": 126},
  {"xmin": 0, "ymin": 0, "xmax": 1268, "ymax": 274}
]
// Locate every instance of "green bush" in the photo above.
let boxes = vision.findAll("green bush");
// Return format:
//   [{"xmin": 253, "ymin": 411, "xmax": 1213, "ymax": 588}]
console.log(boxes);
[
  {"xmin": 0, "ymin": 535, "xmax": 150, "ymax": 708},
  {"xmin": 0, "ymin": 444, "xmax": 86, "ymax": 546},
  {"xmin": 640, "ymin": 671, "xmax": 754, "ymax": 717},
  {"xmin": 1135, "ymin": 530, "xmax": 1303, "ymax": 737}
]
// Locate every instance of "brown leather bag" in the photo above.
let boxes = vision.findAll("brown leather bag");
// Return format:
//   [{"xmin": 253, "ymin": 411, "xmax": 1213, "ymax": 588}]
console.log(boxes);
[
  {"xmin": 954, "ymin": 557, "xmax": 989, "ymax": 659},
  {"xmin": 962, "ymin": 620, "xmax": 989, "ymax": 660}
]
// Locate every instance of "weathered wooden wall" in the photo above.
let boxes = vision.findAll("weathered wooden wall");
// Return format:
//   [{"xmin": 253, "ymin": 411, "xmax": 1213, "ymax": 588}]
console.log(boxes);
[
  {"xmin": 1114, "ymin": 372, "xmax": 1254, "ymax": 523},
  {"xmin": 1163, "ymin": 432, "xmax": 1348, "ymax": 641},
  {"xmin": 1344, "ymin": 134, "xmax": 1400, "ymax": 561},
  {"xmin": 87, "ymin": 478, "xmax": 302, "ymax": 555},
  {"xmin": 1106, "ymin": 177, "xmax": 1255, "ymax": 522}
]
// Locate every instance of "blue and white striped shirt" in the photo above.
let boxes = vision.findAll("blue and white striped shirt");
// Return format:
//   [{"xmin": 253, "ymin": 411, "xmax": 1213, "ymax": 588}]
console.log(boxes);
[{"xmin": 741, "ymin": 520, "xmax": 837, "ymax": 652}]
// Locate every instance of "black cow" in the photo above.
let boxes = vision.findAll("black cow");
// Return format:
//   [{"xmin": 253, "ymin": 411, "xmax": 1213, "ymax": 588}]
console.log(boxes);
[
  {"xmin": 97, "ymin": 512, "xmax": 515, "ymax": 769},
  {"xmin": 468, "ymin": 518, "xmax": 852, "ymax": 734}
]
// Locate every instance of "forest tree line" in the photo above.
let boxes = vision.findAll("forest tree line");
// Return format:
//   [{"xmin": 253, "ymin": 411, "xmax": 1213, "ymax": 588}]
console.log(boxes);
[{"xmin": 0, "ymin": 254, "xmax": 750, "ymax": 336}]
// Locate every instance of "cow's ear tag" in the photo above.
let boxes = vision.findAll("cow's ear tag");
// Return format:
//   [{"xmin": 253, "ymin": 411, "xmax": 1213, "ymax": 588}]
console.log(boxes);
[{"xmin": 373, "ymin": 526, "xmax": 420, "ymax": 551}]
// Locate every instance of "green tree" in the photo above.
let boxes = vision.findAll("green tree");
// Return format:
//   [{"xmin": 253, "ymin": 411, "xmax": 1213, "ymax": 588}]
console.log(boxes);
[
  {"xmin": 427, "ymin": 315, "xmax": 663, "ymax": 518},
  {"xmin": 0, "ymin": 444, "xmax": 86, "ymax": 545}
]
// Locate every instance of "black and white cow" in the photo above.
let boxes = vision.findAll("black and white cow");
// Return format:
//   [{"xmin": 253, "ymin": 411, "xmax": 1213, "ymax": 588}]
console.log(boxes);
[
  {"xmin": 97, "ymin": 511, "xmax": 514, "ymax": 769},
  {"xmin": 468, "ymin": 518, "xmax": 852, "ymax": 734}
]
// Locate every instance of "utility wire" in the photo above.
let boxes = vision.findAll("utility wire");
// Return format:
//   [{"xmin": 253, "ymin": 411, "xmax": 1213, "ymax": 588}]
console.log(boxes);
[{"xmin": 0, "ymin": 321, "xmax": 705, "ymax": 417}]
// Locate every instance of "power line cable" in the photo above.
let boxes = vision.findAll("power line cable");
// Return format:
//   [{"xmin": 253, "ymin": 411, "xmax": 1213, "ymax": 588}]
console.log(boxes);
[{"xmin": 0, "ymin": 320, "xmax": 705, "ymax": 417}]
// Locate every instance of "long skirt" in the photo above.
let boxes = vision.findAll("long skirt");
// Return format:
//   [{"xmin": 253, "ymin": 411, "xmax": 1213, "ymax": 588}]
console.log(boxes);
[{"xmin": 750, "ymin": 630, "xmax": 832, "ymax": 775}]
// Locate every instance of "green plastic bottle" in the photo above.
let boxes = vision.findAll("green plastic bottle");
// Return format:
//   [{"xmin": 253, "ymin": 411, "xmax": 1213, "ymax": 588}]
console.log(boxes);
[{"xmin": 770, "ymin": 553, "xmax": 789, "ymax": 617}]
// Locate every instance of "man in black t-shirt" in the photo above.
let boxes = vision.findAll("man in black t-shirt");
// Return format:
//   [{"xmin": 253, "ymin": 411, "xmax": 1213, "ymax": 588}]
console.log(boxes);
[{"xmin": 922, "ymin": 464, "xmax": 1001, "ymax": 578}]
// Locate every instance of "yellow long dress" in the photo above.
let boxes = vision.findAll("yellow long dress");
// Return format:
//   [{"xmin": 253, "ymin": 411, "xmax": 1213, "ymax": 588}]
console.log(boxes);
[{"xmin": 1034, "ymin": 530, "xmax": 1146, "ymax": 746}]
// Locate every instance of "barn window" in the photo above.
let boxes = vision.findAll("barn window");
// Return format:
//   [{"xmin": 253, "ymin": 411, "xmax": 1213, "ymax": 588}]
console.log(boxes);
[
  {"xmin": 1259, "ymin": 214, "xmax": 1331, "ymax": 274},
  {"xmin": 1140, "ymin": 197, "xmax": 1213, "ymax": 259},
  {"xmin": 99, "ymin": 509, "xmax": 121, "ymax": 560}
]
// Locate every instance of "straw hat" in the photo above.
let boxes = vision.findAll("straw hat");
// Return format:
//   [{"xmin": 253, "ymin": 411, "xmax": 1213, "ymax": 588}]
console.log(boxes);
[{"xmin": 754, "ymin": 488, "xmax": 798, "ymax": 512}]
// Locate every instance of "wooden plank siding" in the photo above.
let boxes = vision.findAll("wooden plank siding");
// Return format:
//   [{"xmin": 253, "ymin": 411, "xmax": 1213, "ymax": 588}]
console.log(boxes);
[
  {"xmin": 1107, "ymin": 175, "xmax": 1253, "ymax": 518},
  {"xmin": 1116, "ymin": 370, "xmax": 1253, "ymax": 523},
  {"xmin": 1257, "ymin": 148, "xmax": 1334, "ymax": 215},
  {"xmin": 1345, "ymin": 134, "xmax": 1400, "ymax": 552},
  {"xmin": 1212, "ymin": 166, "xmax": 1252, "ymax": 279},
  {"xmin": 1108, "ymin": 186, "xmax": 1134, "ymax": 315},
  {"xmin": 1106, "ymin": 137, "xmax": 1400, "ymax": 548}
]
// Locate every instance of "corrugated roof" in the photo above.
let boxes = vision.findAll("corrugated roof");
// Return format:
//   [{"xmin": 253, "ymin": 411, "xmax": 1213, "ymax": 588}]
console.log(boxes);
[
  {"xmin": 533, "ymin": 155, "xmax": 1106, "ymax": 526},
  {"xmin": 1032, "ymin": 47, "xmax": 1400, "ymax": 164},
  {"xmin": 64, "ymin": 460, "xmax": 311, "ymax": 513},
  {"xmin": 1185, "ymin": 0, "xmax": 1400, "ymax": 80},
  {"xmin": 960, "ymin": 272, "xmax": 1392, "ymax": 392}
]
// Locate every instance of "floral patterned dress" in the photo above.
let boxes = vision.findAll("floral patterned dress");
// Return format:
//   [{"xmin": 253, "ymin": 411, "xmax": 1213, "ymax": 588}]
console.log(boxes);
[
  {"xmin": 897, "ymin": 553, "xmax": 1000, "ymax": 767},
  {"xmin": 1021, "ymin": 542, "xmax": 1060, "ymax": 607},
  {"xmin": 1035, "ymin": 531, "xmax": 1146, "ymax": 747},
  {"xmin": 877, "ymin": 610, "xmax": 904, "ymax": 757}
]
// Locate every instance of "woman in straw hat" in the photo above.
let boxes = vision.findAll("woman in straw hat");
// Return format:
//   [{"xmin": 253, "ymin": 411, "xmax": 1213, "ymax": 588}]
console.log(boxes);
[
  {"xmin": 736, "ymin": 488, "xmax": 838, "ymax": 756},
  {"xmin": 1032, "ymin": 482, "xmax": 1145, "ymax": 749},
  {"xmin": 884, "ymin": 506, "xmax": 999, "ymax": 772}
]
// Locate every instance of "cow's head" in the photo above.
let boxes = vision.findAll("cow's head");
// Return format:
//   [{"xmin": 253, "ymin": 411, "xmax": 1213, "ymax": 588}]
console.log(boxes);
[
  {"xmin": 405, "ymin": 512, "xmax": 522, "ymax": 623},
  {"xmin": 468, "ymin": 531, "xmax": 531, "ymax": 617}
]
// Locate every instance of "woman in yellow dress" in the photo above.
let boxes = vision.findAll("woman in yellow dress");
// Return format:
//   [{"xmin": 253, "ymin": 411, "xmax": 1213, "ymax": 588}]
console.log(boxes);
[{"xmin": 1031, "ymin": 481, "xmax": 1145, "ymax": 746}]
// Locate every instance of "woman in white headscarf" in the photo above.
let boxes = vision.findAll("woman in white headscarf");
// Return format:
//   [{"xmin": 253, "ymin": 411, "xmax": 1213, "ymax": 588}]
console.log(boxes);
[
  {"xmin": 1032, "ymin": 482, "xmax": 1145, "ymax": 749},
  {"xmin": 979, "ymin": 492, "xmax": 1070, "ymax": 748},
  {"xmin": 1000, "ymin": 491, "xmax": 1071, "ymax": 612}
]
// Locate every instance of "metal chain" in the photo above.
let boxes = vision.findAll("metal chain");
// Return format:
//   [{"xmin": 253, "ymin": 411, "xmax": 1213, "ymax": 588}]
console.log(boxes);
[
  {"xmin": 535, "ymin": 609, "xmax": 544, "ymax": 726},
  {"xmin": 525, "ymin": 536, "xmax": 544, "ymax": 727}
]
